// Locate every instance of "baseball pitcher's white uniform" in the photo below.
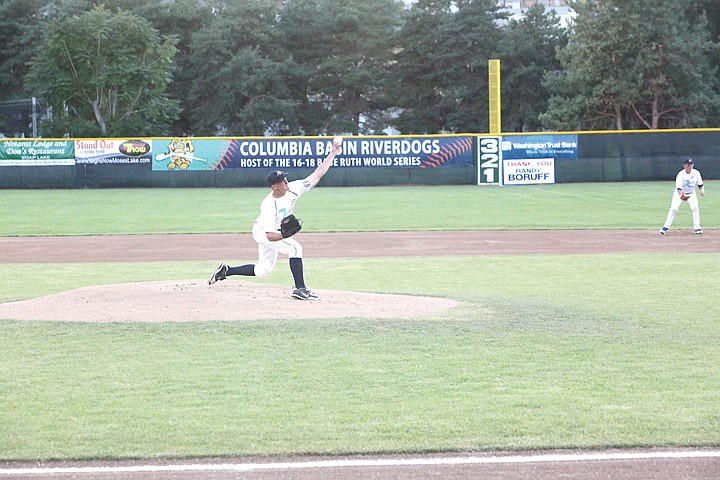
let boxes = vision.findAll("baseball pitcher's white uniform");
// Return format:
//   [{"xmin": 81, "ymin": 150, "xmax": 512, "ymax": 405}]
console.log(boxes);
[
  {"xmin": 251, "ymin": 177, "xmax": 313, "ymax": 277},
  {"xmin": 662, "ymin": 168, "xmax": 703, "ymax": 231},
  {"xmin": 207, "ymin": 141, "xmax": 340, "ymax": 299}
]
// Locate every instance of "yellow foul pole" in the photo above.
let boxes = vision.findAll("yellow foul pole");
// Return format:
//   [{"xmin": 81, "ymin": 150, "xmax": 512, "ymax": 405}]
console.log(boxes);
[{"xmin": 488, "ymin": 59, "xmax": 501, "ymax": 134}]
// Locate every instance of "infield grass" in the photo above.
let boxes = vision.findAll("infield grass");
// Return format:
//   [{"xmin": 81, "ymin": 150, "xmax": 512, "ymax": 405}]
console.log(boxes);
[{"xmin": 1, "ymin": 183, "xmax": 719, "ymax": 460}]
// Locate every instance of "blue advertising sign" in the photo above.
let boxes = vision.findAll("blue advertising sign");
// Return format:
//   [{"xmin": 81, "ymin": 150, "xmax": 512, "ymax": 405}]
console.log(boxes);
[
  {"xmin": 152, "ymin": 136, "xmax": 473, "ymax": 171},
  {"xmin": 500, "ymin": 134, "xmax": 578, "ymax": 160}
]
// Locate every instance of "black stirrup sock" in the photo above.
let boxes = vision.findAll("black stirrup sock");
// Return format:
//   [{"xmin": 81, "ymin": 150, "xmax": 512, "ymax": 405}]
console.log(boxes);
[
  {"xmin": 289, "ymin": 257, "xmax": 305, "ymax": 289},
  {"xmin": 228, "ymin": 264, "xmax": 256, "ymax": 276}
]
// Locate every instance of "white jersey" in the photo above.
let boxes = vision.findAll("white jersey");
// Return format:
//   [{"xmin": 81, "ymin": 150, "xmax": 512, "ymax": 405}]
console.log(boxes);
[
  {"xmin": 675, "ymin": 168, "xmax": 703, "ymax": 196},
  {"xmin": 255, "ymin": 177, "xmax": 313, "ymax": 232}
]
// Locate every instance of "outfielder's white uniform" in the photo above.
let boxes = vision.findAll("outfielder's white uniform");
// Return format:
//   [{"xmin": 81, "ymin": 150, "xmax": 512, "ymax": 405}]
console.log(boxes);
[
  {"xmin": 662, "ymin": 167, "xmax": 704, "ymax": 231},
  {"xmin": 251, "ymin": 177, "xmax": 313, "ymax": 277}
]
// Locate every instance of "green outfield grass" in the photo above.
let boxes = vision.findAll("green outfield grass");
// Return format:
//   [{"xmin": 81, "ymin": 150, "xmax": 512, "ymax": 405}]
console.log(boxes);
[
  {"xmin": 1, "ymin": 183, "xmax": 719, "ymax": 461},
  {"xmin": 2, "ymin": 181, "xmax": 718, "ymax": 235}
]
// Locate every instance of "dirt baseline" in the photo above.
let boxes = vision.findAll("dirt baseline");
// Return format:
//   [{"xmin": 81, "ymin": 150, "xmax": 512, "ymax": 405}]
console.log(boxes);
[
  {"xmin": 0, "ymin": 229, "xmax": 716, "ymax": 264},
  {"xmin": 0, "ymin": 229, "xmax": 714, "ymax": 323}
]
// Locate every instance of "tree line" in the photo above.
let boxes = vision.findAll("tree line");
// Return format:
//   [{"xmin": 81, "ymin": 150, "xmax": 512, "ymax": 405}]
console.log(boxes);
[{"xmin": 0, "ymin": 0, "xmax": 718, "ymax": 137}]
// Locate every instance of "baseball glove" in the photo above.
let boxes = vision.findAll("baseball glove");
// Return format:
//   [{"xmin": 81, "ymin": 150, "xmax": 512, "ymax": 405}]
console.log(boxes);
[
  {"xmin": 680, "ymin": 193, "xmax": 690, "ymax": 201},
  {"xmin": 280, "ymin": 214, "xmax": 302, "ymax": 238}
]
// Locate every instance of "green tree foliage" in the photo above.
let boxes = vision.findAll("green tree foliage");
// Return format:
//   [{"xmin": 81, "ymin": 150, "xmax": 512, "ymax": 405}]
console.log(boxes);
[
  {"xmin": 186, "ymin": 0, "xmax": 403, "ymax": 136},
  {"xmin": 4, "ymin": 0, "xmax": 720, "ymax": 137},
  {"xmin": 541, "ymin": 0, "xmax": 720, "ymax": 130},
  {"xmin": 689, "ymin": 0, "xmax": 720, "ymax": 42},
  {"xmin": 384, "ymin": 1, "xmax": 453, "ymax": 134},
  {"xmin": 0, "ymin": 1, "xmax": 102, "ymax": 136},
  {"xmin": 0, "ymin": 0, "xmax": 46, "ymax": 101},
  {"xmin": 187, "ymin": 0, "xmax": 298, "ymax": 136},
  {"xmin": 442, "ymin": 0, "xmax": 507, "ymax": 132},
  {"xmin": 273, "ymin": 0, "xmax": 329, "ymax": 135},
  {"xmin": 134, "ymin": 0, "xmax": 214, "ymax": 135},
  {"xmin": 0, "ymin": 0, "xmax": 47, "ymax": 135},
  {"xmin": 390, "ymin": 0, "xmax": 506, "ymax": 134},
  {"xmin": 26, "ymin": 5, "xmax": 179, "ymax": 136},
  {"xmin": 278, "ymin": 0, "xmax": 403, "ymax": 135},
  {"xmin": 688, "ymin": 0, "xmax": 720, "ymax": 125},
  {"xmin": 497, "ymin": 4, "xmax": 567, "ymax": 132}
]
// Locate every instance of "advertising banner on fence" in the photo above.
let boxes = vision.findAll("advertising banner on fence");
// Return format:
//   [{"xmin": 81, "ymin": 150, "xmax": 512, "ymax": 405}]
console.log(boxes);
[
  {"xmin": 151, "ymin": 136, "xmax": 473, "ymax": 171},
  {"xmin": 500, "ymin": 134, "xmax": 578, "ymax": 160},
  {"xmin": 498, "ymin": 134, "xmax": 577, "ymax": 185},
  {"xmin": 503, "ymin": 158, "xmax": 555, "ymax": 185},
  {"xmin": 75, "ymin": 139, "xmax": 152, "ymax": 165},
  {"xmin": 0, "ymin": 140, "xmax": 75, "ymax": 166}
]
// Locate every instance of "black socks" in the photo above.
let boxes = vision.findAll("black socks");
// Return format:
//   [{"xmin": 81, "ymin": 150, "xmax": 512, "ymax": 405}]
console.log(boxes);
[
  {"xmin": 226, "ymin": 259, "xmax": 305, "ymax": 288},
  {"xmin": 227, "ymin": 264, "xmax": 255, "ymax": 276},
  {"xmin": 289, "ymin": 257, "xmax": 305, "ymax": 289}
]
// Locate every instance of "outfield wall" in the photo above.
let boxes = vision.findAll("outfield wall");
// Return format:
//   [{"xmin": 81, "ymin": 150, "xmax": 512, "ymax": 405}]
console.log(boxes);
[
  {"xmin": 0, "ymin": 129, "xmax": 717, "ymax": 188},
  {"xmin": 561, "ymin": 130, "xmax": 720, "ymax": 183}
]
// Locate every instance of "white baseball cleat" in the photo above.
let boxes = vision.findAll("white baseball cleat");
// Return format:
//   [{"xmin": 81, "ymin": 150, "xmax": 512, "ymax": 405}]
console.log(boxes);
[
  {"xmin": 695, "ymin": 229, "xmax": 703, "ymax": 235},
  {"xmin": 659, "ymin": 227, "xmax": 668, "ymax": 234}
]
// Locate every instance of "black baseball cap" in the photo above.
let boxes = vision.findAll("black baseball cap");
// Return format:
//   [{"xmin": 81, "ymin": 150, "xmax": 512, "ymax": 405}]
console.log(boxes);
[
  {"xmin": 266, "ymin": 170, "xmax": 288, "ymax": 185},
  {"xmin": 684, "ymin": 158, "xmax": 694, "ymax": 165}
]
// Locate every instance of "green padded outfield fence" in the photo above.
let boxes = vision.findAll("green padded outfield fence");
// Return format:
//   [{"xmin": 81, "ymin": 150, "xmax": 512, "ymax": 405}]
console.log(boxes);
[{"xmin": 0, "ymin": 129, "xmax": 718, "ymax": 189}]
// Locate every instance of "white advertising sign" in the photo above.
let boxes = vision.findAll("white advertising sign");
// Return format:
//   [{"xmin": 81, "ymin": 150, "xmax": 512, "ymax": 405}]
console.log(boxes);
[{"xmin": 503, "ymin": 158, "xmax": 555, "ymax": 185}]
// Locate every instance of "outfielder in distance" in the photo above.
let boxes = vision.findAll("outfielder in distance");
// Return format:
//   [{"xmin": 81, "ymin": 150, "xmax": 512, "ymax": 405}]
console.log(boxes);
[
  {"xmin": 660, "ymin": 158, "xmax": 705, "ymax": 235},
  {"xmin": 208, "ymin": 136, "xmax": 343, "ymax": 300}
]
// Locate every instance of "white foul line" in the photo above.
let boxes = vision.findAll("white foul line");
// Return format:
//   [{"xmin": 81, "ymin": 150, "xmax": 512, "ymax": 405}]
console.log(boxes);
[{"xmin": 1, "ymin": 450, "xmax": 719, "ymax": 476}]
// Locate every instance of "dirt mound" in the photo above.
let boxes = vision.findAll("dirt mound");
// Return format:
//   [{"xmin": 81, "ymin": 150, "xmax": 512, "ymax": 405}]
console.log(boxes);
[{"xmin": 0, "ymin": 281, "xmax": 458, "ymax": 322}]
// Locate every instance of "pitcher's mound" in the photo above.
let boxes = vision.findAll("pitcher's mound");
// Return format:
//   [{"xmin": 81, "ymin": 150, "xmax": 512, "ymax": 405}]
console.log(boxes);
[{"xmin": 0, "ymin": 281, "xmax": 458, "ymax": 322}]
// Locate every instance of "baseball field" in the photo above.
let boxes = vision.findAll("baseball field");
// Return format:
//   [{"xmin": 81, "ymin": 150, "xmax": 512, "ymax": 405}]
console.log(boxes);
[{"xmin": 1, "ymin": 182, "xmax": 719, "ymax": 468}]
